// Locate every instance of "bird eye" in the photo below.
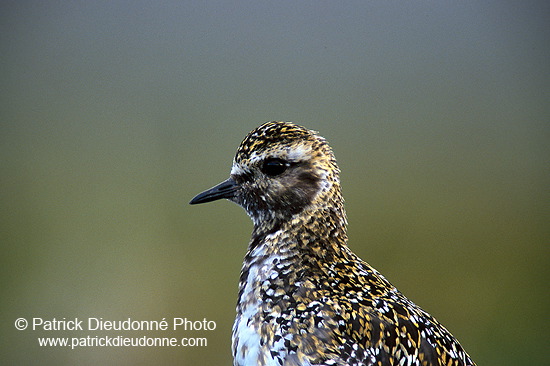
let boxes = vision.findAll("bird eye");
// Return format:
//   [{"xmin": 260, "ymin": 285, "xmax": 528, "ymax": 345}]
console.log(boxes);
[{"xmin": 261, "ymin": 158, "xmax": 289, "ymax": 176}]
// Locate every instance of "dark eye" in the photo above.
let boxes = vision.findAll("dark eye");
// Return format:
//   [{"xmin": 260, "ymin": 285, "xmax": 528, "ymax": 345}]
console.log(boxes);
[{"xmin": 261, "ymin": 158, "xmax": 289, "ymax": 176}]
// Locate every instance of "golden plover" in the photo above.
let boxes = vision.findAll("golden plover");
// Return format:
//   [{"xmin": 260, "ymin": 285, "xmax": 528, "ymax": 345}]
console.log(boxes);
[{"xmin": 190, "ymin": 121, "xmax": 476, "ymax": 366}]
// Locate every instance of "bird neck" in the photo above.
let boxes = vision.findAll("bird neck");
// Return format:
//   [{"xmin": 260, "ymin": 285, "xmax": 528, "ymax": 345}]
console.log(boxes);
[{"xmin": 248, "ymin": 197, "xmax": 348, "ymax": 262}]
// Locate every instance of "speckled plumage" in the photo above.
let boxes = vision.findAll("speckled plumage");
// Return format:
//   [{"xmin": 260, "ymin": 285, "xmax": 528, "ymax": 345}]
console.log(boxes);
[{"xmin": 190, "ymin": 121, "xmax": 476, "ymax": 366}]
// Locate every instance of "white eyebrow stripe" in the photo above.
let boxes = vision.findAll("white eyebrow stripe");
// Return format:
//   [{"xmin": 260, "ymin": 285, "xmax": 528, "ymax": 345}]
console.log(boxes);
[{"xmin": 287, "ymin": 144, "xmax": 312, "ymax": 162}]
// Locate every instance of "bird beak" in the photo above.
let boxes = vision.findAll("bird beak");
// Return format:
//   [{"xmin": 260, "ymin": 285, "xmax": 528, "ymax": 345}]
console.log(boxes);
[{"xmin": 189, "ymin": 178, "xmax": 238, "ymax": 205}]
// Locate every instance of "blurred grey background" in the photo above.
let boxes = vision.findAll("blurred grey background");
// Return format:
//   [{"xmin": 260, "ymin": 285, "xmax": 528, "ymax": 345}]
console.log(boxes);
[{"xmin": 1, "ymin": 1, "xmax": 548, "ymax": 365}]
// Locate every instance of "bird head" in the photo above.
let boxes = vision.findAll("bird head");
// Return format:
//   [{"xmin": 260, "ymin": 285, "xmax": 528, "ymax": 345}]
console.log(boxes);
[{"xmin": 190, "ymin": 121, "xmax": 343, "ymax": 229}]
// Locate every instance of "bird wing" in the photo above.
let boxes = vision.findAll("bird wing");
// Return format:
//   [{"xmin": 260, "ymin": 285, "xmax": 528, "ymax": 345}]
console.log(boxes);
[{"xmin": 329, "ymin": 257, "xmax": 474, "ymax": 366}]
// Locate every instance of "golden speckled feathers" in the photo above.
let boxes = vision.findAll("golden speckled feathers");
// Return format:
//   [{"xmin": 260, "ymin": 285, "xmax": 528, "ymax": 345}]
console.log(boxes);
[{"xmin": 190, "ymin": 121, "xmax": 476, "ymax": 366}]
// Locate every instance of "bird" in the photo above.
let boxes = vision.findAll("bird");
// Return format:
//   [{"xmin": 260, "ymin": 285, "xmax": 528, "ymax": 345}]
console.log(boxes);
[{"xmin": 190, "ymin": 121, "xmax": 476, "ymax": 366}]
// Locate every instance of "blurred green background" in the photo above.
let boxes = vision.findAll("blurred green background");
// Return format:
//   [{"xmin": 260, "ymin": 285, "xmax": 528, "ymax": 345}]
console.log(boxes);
[{"xmin": 1, "ymin": 1, "xmax": 548, "ymax": 365}]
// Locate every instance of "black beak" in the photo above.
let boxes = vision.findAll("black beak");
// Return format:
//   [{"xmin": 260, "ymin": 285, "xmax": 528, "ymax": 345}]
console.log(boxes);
[{"xmin": 189, "ymin": 178, "xmax": 238, "ymax": 205}]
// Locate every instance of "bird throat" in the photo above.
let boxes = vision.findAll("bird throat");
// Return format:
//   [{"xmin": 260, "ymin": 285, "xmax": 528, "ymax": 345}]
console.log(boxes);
[{"xmin": 232, "ymin": 204, "xmax": 347, "ymax": 364}]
